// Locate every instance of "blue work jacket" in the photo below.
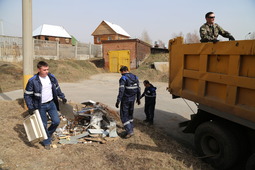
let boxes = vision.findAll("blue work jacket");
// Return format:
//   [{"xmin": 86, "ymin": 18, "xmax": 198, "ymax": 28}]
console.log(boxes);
[
  {"xmin": 117, "ymin": 73, "xmax": 141, "ymax": 102},
  {"xmin": 140, "ymin": 84, "xmax": 157, "ymax": 103},
  {"xmin": 24, "ymin": 73, "xmax": 65, "ymax": 111}
]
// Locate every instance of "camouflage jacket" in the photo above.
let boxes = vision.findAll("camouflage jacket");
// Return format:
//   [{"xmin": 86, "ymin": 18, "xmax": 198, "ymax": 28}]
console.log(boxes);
[{"xmin": 199, "ymin": 23, "xmax": 232, "ymax": 42}]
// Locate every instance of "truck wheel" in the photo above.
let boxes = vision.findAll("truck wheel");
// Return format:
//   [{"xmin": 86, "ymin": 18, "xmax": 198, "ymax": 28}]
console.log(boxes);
[
  {"xmin": 246, "ymin": 153, "xmax": 255, "ymax": 170},
  {"xmin": 194, "ymin": 121, "xmax": 239, "ymax": 170}
]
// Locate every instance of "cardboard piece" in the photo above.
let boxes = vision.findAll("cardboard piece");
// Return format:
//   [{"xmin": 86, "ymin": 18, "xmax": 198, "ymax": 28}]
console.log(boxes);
[{"xmin": 58, "ymin": 101, "xmax": 74, "ymax": 119}]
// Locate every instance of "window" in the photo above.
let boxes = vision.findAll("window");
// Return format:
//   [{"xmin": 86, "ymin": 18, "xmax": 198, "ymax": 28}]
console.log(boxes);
[
  {"xmin": 97, "ymin": 37, "xmax": 101, "ymax": 43},
  {"xmin": 108, "ymin": 36, "xmax": 112, "ymax": 40}
]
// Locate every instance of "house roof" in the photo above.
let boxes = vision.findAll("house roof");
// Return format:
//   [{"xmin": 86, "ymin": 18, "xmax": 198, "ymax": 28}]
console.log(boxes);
[
  {"xmin": 103, "ymin": 20, "xmax": 130, "ymax": 37},
  {"xmin": 92, "ymin": 20, "xmax": 130, "ymax": 37},
  {"xmin": 33, "ymin": 24, "xmax": 72, "ymax": 38}
]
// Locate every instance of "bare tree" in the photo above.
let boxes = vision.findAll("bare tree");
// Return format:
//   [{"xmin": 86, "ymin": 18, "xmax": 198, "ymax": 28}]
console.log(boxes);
[
  {"xmin": 157, "ymin": 39, "xmax": 166, "ymax": 48},
  {"xmin": 154, "ymin": 39, "xmax": 165, "ymax": 48},
  {"xmin": 171, "ymin": 32, "xmax": 184, "ymax": 39},
  {"xmin": 185, "ymin": 30, "xmax": 200, "ymax": 43},
  {"xmin": 140, "ymin": 30, "xmax": 152, "ymax": 45}
]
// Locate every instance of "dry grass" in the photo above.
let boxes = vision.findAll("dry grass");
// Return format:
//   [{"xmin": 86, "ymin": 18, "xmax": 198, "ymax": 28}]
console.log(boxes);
[
  {"xmin": 0, "ymin": 100, "xmax": 214, "ymax": 170},
  {"xmin": 132, "ymin": 53, "xmax": 169, "ymax": 82},
  {"xmin": 0, "ymin": 54, "xmax": 168, "ymax": 93},
  {"xmin": 0, "ymin": 58, "xmax": 105, "ymax": 93},
  {"xmin": 0, "ymin": 62, "xmax": 23, "ymax": 93}
]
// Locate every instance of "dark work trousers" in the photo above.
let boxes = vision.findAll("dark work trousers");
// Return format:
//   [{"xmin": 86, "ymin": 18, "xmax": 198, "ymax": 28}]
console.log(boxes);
[
  {"xmin": 120, "ymin": 100, "xmax": 135, "ymax": 134},
  {"xmin": 144, "ymin": 97, "xmax": 156, "ymax": 122}
]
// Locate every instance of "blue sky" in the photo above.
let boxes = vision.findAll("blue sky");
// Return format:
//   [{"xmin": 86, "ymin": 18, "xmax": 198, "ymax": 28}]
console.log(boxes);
[{"xmin": 0, "ymin": 0, "xmax": 255, "ymax": 44}]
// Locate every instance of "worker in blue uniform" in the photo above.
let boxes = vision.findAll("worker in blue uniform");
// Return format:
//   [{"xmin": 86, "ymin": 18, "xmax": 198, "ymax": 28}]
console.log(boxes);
[
  {"xmin": 24, "ymin": 61, "xmax": 67, "ymax": 150},
  {"xmin": 115, "ymin": 66, "xmax": 141, "ymax": 138},
  {"xmin": 140, "ymin": 80, "xmax": 156, "ymax": 125}
]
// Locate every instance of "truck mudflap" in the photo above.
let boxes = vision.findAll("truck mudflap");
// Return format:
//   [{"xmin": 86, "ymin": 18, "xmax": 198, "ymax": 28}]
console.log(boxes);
[{"xmin": 180, "ymin": 109, "xmax": 216, "ymax": 133}]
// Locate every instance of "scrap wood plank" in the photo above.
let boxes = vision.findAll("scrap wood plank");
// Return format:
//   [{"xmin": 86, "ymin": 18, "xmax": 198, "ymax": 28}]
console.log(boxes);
[
  {"xmin": 59, "ymin": 136, "xmax": 71, "ymax": 139},
  {"xmin": 104, "ymin": 136, "xmax": 120, "ymax": 141},
  {"xmin": 84, "ymin": 137, "xmax": 106, "ymax": 144}
]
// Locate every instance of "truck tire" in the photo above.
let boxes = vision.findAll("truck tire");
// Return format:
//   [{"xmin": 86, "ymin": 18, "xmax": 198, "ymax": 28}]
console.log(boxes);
[
  {"xmin": 246, "ymin": 153, "xmax": 255, "ymax": 170},
  {"xmin": 194, "ymin": 121, "xmax": 239, "ymax": 169}
]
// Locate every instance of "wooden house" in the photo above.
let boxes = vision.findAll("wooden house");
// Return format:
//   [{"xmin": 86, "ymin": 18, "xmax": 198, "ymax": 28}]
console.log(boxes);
[
  {"xmin": 91, "ymin": 20, "xmax": 130, "ymax": 44},
  {"xmin": 33, "ymin": 24, "xmax": 72, "ymax": 45}
]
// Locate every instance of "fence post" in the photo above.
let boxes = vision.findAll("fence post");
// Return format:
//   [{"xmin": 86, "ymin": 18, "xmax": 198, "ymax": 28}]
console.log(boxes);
[
  {"xmin": 89, "ymin": 42, "xmax": 91, "ymax": 58},
  {"xmin": 100, "ymin": 44, "xmax": 102, "ymax": 57},
  {"xmin": 56, "ymin": 41, "xmax": 59, "ymax": 59},
  {"xmin": 32, "ymin": 39, "xmax": 34, "ymax": 59},
  {"xmin": 3, "ymin": 41, "xmax": 5, "ymax": 56},
  {"xmin": 75, "ymin": 41, "xmax": 78, "ymax": 59}
]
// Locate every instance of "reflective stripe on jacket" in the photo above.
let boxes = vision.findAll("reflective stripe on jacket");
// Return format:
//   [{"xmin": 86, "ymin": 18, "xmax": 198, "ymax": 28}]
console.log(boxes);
[
  {"xmin": 117, "ymin": 73, "xmax": 141, "ymax": 102},
  {"xmin": 140, "ymin": 85, "xmax": 157, "ymax": 102},
  {"xmin": 24, "ymin": 73, "xmax": 65, "ymax": 110}
]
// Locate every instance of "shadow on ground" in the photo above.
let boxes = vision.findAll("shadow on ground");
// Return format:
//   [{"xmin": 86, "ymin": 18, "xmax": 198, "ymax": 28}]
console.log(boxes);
[
  {"xmin": 134, "ymin": 107, "xmax": 194, "ymax": 149},
  {"xmin": 126, "ymin": 108, "xmax": 205, "ymax": 169}
]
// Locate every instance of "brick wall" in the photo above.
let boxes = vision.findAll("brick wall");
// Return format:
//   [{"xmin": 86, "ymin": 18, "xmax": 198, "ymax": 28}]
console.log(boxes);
[
  {"xmin": 34, "ymin": 35, "xmax": 71, "ymax": 45},
  {"xmin": 137, "ymin": 41, "xmax": 151, "ymax": 66},
  {"xmin": 103, "ymin": 39, "xmax": 151, "ymax": 70}
]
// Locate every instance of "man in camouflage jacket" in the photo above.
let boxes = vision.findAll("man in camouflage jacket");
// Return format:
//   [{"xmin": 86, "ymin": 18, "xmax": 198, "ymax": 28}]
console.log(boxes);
[{"xmin": 200, "ymin": 12, "xmax": 235, "ymax": 43}]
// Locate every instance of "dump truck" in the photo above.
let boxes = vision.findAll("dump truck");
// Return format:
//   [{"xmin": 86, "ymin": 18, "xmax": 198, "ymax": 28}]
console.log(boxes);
[{"xmin": 168, "ymin": 37, "xmax": 255, "ymax": 170}]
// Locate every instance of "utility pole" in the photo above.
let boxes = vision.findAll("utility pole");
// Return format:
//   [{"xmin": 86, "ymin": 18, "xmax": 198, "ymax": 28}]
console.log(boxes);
[{"xmin": 22, "ymin": 0, "xmax": 33, "ymax": 91}]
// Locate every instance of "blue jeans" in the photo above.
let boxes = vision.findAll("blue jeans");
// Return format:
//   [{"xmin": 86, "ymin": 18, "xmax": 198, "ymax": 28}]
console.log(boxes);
[{"xmin": 39, "ymin": 100, "xmax": 60, "ymax": 146}]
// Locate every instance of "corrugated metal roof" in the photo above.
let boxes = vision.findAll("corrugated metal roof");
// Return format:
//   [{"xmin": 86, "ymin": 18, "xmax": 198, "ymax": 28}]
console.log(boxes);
[
  {"xmin": 103, "ymin": 20, "xmax": 130, "ymax": 37},
  {"xmin": 33, "ymin": 24, "xmax": 72, "ymax": 38}
]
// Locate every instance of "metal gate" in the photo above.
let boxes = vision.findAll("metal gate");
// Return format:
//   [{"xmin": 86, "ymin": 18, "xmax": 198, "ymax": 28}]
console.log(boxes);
[{"xmin": 109, "ymin": 50, "xmax": 130, "ymax": 72}]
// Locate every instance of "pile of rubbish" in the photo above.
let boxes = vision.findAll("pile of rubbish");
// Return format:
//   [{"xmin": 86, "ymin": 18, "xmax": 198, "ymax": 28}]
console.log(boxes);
[{"xmin": 55, "ymin": 100, "xmax": 121, "ymax": 145}]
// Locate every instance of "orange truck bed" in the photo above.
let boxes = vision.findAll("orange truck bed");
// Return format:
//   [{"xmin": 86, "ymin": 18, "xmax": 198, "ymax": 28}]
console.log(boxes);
[{"xmin": 168, "ymin": 37, "xmax": 255, "ymax": 129}]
